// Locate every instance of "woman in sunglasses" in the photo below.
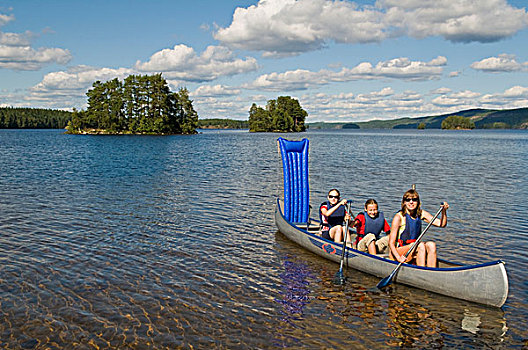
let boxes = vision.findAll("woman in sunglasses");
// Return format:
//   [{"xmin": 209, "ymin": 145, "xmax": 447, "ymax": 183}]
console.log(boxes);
[
  {"xmin": 319, "ymin": 189, "xmax": 352, "ymax": 245},
  {"xmin": 388, "ymin": 188, "xmax": 449, "ymax": 267}
]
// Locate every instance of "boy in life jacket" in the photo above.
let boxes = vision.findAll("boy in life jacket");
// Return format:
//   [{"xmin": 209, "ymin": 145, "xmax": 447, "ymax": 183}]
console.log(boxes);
[
  {"xmin": 319, "ymin": 189, "xmax": 352, "ymax": 245},
  {"xmin": 352, "ymin": 199, "xmax": 391, "ymax": 254}
]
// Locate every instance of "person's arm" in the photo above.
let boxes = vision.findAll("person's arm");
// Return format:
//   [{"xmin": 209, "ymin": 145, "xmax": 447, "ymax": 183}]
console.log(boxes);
[
  {"xmin": 388, "ymin": 213, "xmax": 406, "ymax": 263},
  {"xmin": 320, "ymin": 199, "xmax": 347, "ymax": 217},
  {"xmin": 422, "ymin": 202, "xmax": 449, "ymax": 227}
]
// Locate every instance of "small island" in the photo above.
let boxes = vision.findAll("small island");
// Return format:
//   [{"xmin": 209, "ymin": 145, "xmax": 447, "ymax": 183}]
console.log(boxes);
[
  {"xmin": 66, "ymin": 74, "xmax": 198, "ymax": 135},
  {"xmin": 248, "ymin": 96, "xmax": 307, "ymax": 132},
  {"xmin": 441, "ymin": 115, "xmax": 475, "ymax": 130}
]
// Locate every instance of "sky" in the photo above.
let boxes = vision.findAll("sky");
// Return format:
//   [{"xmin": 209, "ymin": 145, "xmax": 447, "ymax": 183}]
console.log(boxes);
[{"xmin": 1, "ymin": 0, "xmax": 528, "ymax": 122}]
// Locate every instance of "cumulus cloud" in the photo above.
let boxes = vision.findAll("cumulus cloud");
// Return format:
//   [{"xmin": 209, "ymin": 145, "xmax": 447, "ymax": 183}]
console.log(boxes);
[
  {"xmin": 26, "ymin": 65, "xmax": 136, "ymax": 108},
  {"xmin": 299, "ymin": 87, "xmax": 430, "ymax": 121},
  {"xmin": 0, "ymin": 12, "xmax": 72, "ymax": 70},
  {"xmin": 214, "ymin": 0, "xmax": 528, "ymax": 56},
  {"xmin": 382, "ymin": 0, "xmax": 528, "ymax": 43},
  {"xmin": 429, "ymin": 85, "xmax": 528, "ymax": 109},
  {"xmin": 470, "ymin": 54, "xmax": 528, "ymax": 72},
  {"xmin": 214, "ymin": 0, "xmax": 386, "ymax": 56},
  {"xmin": 0, "ymin": 45, "xmax": 72, "ymax": 70},
  {"xmin": 248, "ymin": 56, "xmax": 446, "ymax": 91},
  {"xmin": 191, "ymin": 84, "xmax": 241, "ymax": 97},
  {"xmin": 135, "ymin": 44, "xmax": 258, "ymax": 82}
]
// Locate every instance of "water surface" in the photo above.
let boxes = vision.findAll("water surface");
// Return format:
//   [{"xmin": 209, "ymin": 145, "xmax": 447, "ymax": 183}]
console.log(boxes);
[{"xmin": 0, "ymin": 129, "xmax": 526, "ymax": 348}]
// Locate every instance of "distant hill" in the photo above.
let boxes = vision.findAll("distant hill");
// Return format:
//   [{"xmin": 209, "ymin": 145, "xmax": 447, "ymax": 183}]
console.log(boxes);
[{"xmin": 308, "ymin": 107, "xmax": 528, "ymax": 130}]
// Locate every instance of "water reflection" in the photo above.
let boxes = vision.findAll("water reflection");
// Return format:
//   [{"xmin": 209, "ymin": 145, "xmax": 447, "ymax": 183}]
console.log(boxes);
[
  {"xmin": 274, "ymin": 230, "xmax": 510, "ymax": 349},
  {"xmin": 275, "ymin": 258, "xmax": 313, "ymax": 325}
]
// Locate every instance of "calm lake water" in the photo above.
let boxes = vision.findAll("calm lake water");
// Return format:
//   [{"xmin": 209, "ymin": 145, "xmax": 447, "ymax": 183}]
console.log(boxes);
[{"xmin": 0, "ymin": 128, "xmax": 527, "ymax": 349}]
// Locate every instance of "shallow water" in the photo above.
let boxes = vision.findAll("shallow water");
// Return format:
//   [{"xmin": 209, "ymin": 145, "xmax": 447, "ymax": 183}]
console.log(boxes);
[{"xmin": 0, "ymin": 128, "xmax": 526, "ymax": 348}]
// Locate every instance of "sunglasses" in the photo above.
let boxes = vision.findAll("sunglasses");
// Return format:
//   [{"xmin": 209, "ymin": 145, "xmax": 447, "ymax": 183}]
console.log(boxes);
[
  {"xmin": 328, "ymin": 195, "xmax": 340, "ymax": 199},
  {"xmin": 404, "ymin": 197, "xmax": 419, "ymax": 203}
]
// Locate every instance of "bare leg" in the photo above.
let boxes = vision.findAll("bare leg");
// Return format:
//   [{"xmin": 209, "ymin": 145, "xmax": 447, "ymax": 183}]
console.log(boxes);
[
  {"xmin": 330, "ymin": 226, "xmax": 344, "ymax": 242},
  {"xmin": 425, "ymin": 241, "xmax": 437, "ymax": 267},
  {"xmin": 414, "ymin": 242, "xmax": 426, "ymax": 267},
  {"xmin": 367, "ymin": 241, "xmax": 377, "ymax": 255}
]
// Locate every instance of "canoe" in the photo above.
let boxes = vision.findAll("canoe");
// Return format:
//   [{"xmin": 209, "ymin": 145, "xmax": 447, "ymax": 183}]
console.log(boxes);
[{"xmin": 275, "ymin": 137, "xmax": 508, "ymax": 307}]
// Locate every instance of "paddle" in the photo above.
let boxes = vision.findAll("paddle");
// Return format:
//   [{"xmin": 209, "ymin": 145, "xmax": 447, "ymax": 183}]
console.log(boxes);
[
  {"xmin": 376, "ymin": 204, "xmax": 445, "ymax": 289},
  {"xmin": 335, "ymin": 202, "xmax": 354, "ymax": 285}
]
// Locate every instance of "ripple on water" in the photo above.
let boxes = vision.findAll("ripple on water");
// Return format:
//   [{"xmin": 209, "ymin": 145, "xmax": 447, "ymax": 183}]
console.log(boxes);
[{"xmin": 0, "ymin": 129, "xmax": 527, "ymax": 348}]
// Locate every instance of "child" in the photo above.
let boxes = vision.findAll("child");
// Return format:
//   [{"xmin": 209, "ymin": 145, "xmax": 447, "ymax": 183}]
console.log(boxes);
[
  {"xmin": 353, "ymin": 199, "xmax": 391, "ymax": 254},
  {"xmin": 319, "ymin": 188, "xmax": 351, "ymax": 244}
]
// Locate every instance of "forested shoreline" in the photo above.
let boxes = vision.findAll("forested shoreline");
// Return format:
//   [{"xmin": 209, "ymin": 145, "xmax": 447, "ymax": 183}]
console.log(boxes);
[{"xmin": 0, "ymin": 107, "xmax": 72, "ymax": 129}]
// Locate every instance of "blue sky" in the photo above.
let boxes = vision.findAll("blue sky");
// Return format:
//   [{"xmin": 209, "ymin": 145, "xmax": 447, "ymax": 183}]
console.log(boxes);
[{"xmin": 1, "ymin": 0, "xmax": 528, "ymax": 122}]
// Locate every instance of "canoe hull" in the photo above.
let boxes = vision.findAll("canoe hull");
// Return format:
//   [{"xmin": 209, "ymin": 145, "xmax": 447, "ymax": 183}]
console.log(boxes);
[{"xmin": 275, "ymin": 199, "xmax": 508, "ymax": 307}]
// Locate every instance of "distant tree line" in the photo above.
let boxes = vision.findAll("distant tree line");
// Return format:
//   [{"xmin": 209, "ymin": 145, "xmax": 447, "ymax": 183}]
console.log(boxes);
[
  {"xmin": 441, "ymin": 115, "xmax": 475, "ymax": 130},
  {"xmin": 0, "ymin": 107, "xmax": 72, "ymax": 129},
  {"xmin": 248, "ymin": 96, "xmax": 307, "ymax": 132},
  {"xmin": 67, "ymin": 73, "xmax": 198, "ymax": 134},
  {"xmin": 198, "ymin": 118, "xmax": 248, "ymax": 129}
]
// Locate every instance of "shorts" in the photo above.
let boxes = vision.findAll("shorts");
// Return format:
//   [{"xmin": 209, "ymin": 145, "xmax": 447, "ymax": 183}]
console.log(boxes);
[
  {"xmin": 357, "ymin": 233, "xmax": 389, "ymax": 254},
  {"xmin": 321, "ymin": 229, "xmax": 332, "ymax": 241}
]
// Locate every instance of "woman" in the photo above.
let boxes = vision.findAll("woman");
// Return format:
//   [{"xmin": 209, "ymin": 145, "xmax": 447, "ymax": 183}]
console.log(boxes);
[
  {"xmin": 388, "ymin": 189, "xmax": 449, "ymax": 267},
  {"xmin": 319, "ymin": 189, "xmax": 351, "ymax": 244}
]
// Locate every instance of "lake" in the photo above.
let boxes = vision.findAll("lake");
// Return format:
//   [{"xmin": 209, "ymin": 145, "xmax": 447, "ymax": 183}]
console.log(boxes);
[{"xmin": 0, "ymin": 128, "xmax": 526, "ymax": 348}]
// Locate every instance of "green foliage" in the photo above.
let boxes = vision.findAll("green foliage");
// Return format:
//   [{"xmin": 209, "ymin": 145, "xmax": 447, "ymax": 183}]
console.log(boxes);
[
  {"xmin": 67, "ymin": 74, "xmax": 198, "ymax": 135},
  {"xmin": 248, "ymin": 96, "xmax": 307, "ymax": 132},
  {"xmin": 441, "ymin": 115, "xmax": 475, "ymax": 130},
  {"xmin": 198, "ymin": 118, "xmax": 248, "ymax": 129},
  {"xmin": 481, "ymin": 122, "xmax": 509, "ymax": 129},
  {"xmin": 417, "ymin": 122, "xmax": 426, "ymax": 129},
  {"xmin": 0, "ymin": 107, "xmax": 72, "ymax": 129}
]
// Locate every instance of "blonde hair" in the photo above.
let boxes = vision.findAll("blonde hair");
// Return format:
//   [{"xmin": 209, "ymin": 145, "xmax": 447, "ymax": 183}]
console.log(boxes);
[{"xmin": 400, "ymin": 189, "xmax": 422, "ymax": 217}]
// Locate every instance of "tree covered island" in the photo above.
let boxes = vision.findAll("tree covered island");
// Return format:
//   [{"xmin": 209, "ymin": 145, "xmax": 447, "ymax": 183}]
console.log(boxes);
[
  {"xmin": 66, "ymin": 74, "xmax": 198, "ymax": 135},
  {"xmin": 248, "ymin": 96, "xmax": 307, "ymax": 132}
]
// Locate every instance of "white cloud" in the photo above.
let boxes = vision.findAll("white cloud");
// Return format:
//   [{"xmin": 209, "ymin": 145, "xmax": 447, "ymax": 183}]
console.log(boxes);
[
  {"xmin": 0, "ymin": 45, "xmax": 72, "ymax": 70},
  {"xmin": 503, "ymin": 85, "xmax": 528, "ymax": 98},
  {"xmin": 26, "ymin": 65, "xmax": 136, "ymax": 108},
  {"xmin": 135, "ymin": 44, "xmax": 258, "ymax": 82},
  {"xmin": 0, "ymin": 13, "xmax": 14, "ymax": 27},
  {"xmin": 470, "ymin": 53, "xmax": 527, "ymax": 72},
  {"xmin": 431, "ymin": 87, "xmax": 452, "ymax": 94},
  {"xmin": 214, "ymin": 0, "xmax": 386, "ymax": 56},
  {"xmin": 0, "ymin": 31, "xmax": 31, "ymax": 46},
  {"xmin": 192, "ymin": 84, "xmax": 241, "ymax": 97},
  {"xmin": 430, "ymin": 85, "xmax": 528, "ymax": 109},
  {"xmin": 214, "ymin": 0, "xmax": 528, "ymax": 56},
  {"xmin": 248, "ymin": 56, "xmax": 446, "ymax": 91},
  {"xmin": 382, "ymin": 0, "xmax": 528, "ymax": 43},
  {"xmin": 0, "ymin": 12, "xmax": 72, "ymax": 71}
]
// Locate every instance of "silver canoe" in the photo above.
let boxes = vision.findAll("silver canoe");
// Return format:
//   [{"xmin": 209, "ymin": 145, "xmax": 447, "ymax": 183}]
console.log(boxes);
[{"xmin": 275, "ymin": 199, "xmax": 509, "ymax": 308}]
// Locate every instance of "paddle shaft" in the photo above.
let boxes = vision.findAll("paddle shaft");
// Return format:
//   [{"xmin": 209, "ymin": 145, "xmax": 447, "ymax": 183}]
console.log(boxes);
[
  {"xmin": 378, "ymin": 204, "xmax": 445, "ymax": 288},
  {"xmin": 338, "ymin": 203, "xmax": 354, "ymax": 274}
]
